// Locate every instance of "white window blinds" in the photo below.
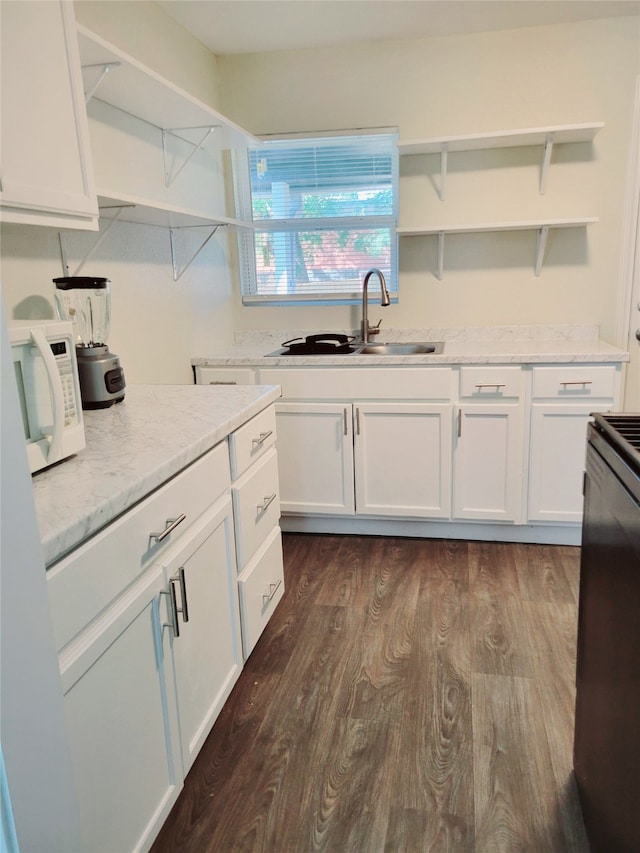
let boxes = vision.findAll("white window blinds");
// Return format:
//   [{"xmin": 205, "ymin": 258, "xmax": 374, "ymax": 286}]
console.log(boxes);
[{"xmin": 234, "ymin": 131, "xmax": 398, "ymax": 304}]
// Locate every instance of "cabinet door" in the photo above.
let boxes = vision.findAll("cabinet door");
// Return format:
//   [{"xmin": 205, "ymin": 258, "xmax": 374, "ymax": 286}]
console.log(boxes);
[
  {"xmin": 527, "ymin": 404, "xmax": 594, "ymax": 522},
  {"xmin": 59, "ymin": 564, "xmax": 182, "ymax": 853},
  {"xmin": 275, "ymin": 402, "xmax": 355, "ymax": 515},
  {"xmin": 354, "ymin": 403, "xmax": 452, "ymax": 517},
  {"xmin": 0, "ymin": 1, "xmax": 98, "ymax": 229},
  {"xmin": 453, "ymin": 404, "xmax": 524, "ymax": 522},
  {"xmin": 162, "ymin": 495, "xmax": 243, "ymax": 774}
]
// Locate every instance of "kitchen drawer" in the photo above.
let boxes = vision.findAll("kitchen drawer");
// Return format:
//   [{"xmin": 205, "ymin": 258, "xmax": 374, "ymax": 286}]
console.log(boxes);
[
  {"xmin": 531, "ymin": 365, "xmax": 618, "ymax": 399},
  {"xmin": 237, "ymin": 525, "xmax": 285, "ymax": 658},
  {"xmin": 258, "ymin": 367, "xmax": 454, "ymax": 400},
  {"xmin": 232, "ymin": 448, "xmax": 281, "ymax": 570},
  {"xmin": 47, "ymin": 442, "xmax": 230, "ymax": 652},
  {"xmin": 194, "ymin": 366, "xmax": 256, "ymax": 385},
  {"xmin": 460, "ymin": 366, "xmax": 522, "ymax": 399},
  {"xmin": 229, "ymin": 405, "xmax": 277, "ymax": 480}
]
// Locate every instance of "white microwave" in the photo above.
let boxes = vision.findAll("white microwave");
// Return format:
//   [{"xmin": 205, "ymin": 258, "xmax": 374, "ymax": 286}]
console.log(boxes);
[{"xmin": 10, "ymin": 320, "xmax": 85, "ymax": 474}]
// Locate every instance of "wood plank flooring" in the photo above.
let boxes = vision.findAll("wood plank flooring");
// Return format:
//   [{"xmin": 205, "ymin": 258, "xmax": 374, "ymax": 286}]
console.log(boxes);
[{"xmin": 151, "ymin": 534, "xmax": 589, "ymax": 853}]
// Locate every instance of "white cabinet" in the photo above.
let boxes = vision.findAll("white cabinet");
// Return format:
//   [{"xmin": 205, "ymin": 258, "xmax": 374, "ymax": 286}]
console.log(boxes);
[
  {"xmin": 275, "ymin": 401, "xmax": 355, "ymax": 515},
  {"xmin": 48, "ymin": 443, "xmax": 242, "ymax": 852},
  {"xmin": 453, "ymin": 404, "xmax": 524, "ymax": 522},
  {"xmin": 258, "ymin": 370, "xmax": 454, "ymax": 520},
  {"xmin": 59, "ymin": 563, "xmax": 182, "ymax": 853},
  {"xmin": 354, "ymin": 403, "xmax": 452, "ymax": 517},
  {"xmin": 160, "ymin": 497, "xmax": 242, "ymax": 774},
  {"xmin": 527, "ymin": 364, "xmax": 620, "ymax": 523},
  {"xmin": 453, "ymin": 366, "xmax": 525, "ymax": 522},
  {"xmin": 228, "ymin": 405, "xmax": 285, "ymax": 658},
  {"xmin": 0, "ymin": 1, "xmax": 98, "ymax": 230}
]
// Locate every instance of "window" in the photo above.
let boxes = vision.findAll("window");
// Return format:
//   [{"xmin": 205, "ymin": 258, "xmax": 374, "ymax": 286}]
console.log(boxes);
[{"xmin": 233, "ymin": 130, "xmax": 398, "ymax": 305}]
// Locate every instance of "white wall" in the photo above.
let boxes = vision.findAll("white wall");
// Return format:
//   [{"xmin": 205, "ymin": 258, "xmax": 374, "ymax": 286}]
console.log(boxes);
[{"xmin": 220, "ymin": 16, "xmax": 640, "ymax": 343}]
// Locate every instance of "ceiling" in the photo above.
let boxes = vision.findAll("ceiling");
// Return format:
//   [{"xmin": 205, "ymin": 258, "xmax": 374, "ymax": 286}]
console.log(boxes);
[{"xmin": 157, "ymin": 0, "xmax": 640, "ymax": 56}]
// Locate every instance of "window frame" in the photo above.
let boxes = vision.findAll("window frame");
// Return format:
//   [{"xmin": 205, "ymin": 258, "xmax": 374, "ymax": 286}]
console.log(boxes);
[{"xmin": 233, "ymin": 129, "xmax": 399, "ymax": 306}]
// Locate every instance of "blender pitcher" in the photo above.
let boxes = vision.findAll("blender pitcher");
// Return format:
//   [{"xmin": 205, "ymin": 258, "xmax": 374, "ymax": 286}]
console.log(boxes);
[{"xmin": 53, "ymin": 277, "xmax": 125, "ymax": 409}]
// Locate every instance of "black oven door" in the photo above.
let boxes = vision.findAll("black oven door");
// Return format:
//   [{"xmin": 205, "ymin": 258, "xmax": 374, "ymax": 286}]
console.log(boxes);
[{"xmin": 573, "ymin": 439, "xmax": 640, "ymax": 852}]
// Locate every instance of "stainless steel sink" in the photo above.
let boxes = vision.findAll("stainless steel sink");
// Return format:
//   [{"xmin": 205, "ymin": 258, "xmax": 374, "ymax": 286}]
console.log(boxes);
[{"xmin": 355, "ymin": 341, "xmax": 444, "ymax": 355}]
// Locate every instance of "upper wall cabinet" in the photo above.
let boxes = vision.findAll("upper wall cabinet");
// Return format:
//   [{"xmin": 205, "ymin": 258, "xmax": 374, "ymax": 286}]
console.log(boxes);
[{"xmin": 0, "ymin": 1, "xmax": 99, "ymax": 231}]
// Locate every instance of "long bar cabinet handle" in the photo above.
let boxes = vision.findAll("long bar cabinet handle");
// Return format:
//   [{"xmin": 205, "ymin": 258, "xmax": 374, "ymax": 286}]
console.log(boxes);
[
  {"xmin": 252, "ymin": 430, "xmax": 273, "ymax": 446},
  {"xmin": 262, "ymin": 579, "xmax": 282, "ymax": 605},
  {"xmin": 160, "ymin": 586, "xmax": 180, "ymax": 638},
  {"xmin": 171, "ymin": 567, "xmax": 189, "ymax": 624},
  {"xmin": 149, "ymin": 513, "xmax": 186, "ymax": 544},
  {"xmin": 474, "ymin": 383, "xmax": 506, "ymax": 390},
  {"xmin": 343, "ymin": 408, "xmax": 349, "ymax": 436},
  {"xmin": 560, "ymin": 380, "xmax": 593, "ymax": 387},
  {"xmin": 257, "ymin": 493, "xmax": 277, "ymax": 514}
]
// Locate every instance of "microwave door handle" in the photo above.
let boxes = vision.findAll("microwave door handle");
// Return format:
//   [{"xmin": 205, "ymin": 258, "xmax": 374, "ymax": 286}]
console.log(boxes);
[{"xmin": 31, "ymin": 328, "xmax": 64, "ymax": 465}]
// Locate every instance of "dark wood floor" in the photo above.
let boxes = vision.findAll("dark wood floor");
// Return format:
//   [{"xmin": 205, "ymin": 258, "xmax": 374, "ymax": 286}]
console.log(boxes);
[{"xmin": 151, "ymin": 533, "xmax": 589, "ymax": 853}]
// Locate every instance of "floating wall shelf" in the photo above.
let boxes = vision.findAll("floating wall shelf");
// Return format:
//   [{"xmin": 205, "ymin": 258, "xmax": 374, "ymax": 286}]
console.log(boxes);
[
  {"xmin": 397, "ymin": 217, "xmax": 598, "ymax": 279},
  {"xmin": 398, "ymin": 122, "xmax": 604, "ymax": 198},
  {"xmin": 76, "ymin": 25, "xmax": 261, "ymax": 151},
  {"xmin": 59, "ymin": 193, "xmax": 255, "ymax": 282}
]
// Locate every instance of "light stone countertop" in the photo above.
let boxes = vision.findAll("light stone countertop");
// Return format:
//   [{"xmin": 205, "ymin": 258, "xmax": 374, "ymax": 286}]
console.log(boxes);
[
  {"xmin": 32, "ymin": 383, "xmax": 280, "ymax": 567},
  {"xmin": 192, "ymin": 325, "xmax": 628, "ymax": 367}
]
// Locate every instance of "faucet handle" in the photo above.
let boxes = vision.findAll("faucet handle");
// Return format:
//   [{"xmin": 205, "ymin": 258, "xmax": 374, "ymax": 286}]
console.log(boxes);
[{"xmin": 368, "ymin": 319, "xmax": 383, "ymax": 337}]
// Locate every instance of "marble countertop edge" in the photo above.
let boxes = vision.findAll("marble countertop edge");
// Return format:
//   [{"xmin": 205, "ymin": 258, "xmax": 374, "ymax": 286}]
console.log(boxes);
[{"xmin": 34, "ymin": 384, "xmax": 281, "ymax": 567}]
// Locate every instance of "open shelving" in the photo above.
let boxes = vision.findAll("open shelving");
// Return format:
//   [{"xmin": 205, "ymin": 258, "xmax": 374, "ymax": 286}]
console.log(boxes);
[
  {"xmin": 63, "ymin": 26, "xmax": 261, "ymax": 279},
  {"xmin": 397, "ymin": 217, "xmax": 598, "ymax": 279},
  {"xmin": 399, "ymin": 122, "xmax": 604, "ymax": 197}
]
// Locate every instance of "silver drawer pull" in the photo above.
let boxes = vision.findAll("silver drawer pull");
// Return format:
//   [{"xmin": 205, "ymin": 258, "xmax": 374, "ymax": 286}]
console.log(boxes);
[
  {"xmin": 475, "ymin": 383, "xmax": 506, "ymax": 390},
  {"xmin": 149, "ymin": 513, "xmax": 186, "ymax": 544},
  {"xmin": 560, "ymin": 380, "xmax": 593, "ymax": 387},
  {"xmin": 170, "ymin": 567, "xmax": 189, "ymax": 625},
  {"xmin": 262, "ymin": 579, "xmax": 282, "ymax": 605},
  {"xmin": 252, "ymin": 430, "xmax": 273, "ymax": 446},
  {"xmin": 256, "ymin": 493, "xmax": 277, "ymax": 514}
]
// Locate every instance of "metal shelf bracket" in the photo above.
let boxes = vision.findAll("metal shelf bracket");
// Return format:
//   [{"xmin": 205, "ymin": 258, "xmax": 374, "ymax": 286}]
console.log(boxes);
[
  {"xmin": 535, "ymin": 225, "xmax": 550, "ymax": 276},
  {"xmin": 540, "ymin": 133, "xmax": 554, "ymax": 195},
  {"xmin": 436, "ymin": 231, "xmax": 445, "ymax": 280},
  {"xmin": 81, "ymin": 61, "xmax": 121, "ymax": 104},
  {"xmin": 58, "ymin": 205, "xmax": 133, "ymax": 276},
  {"xmin": 439, "ymin": 142, "xmax": 448, "ymax": 201},
  {"xmin": 162, "ymin": 126, "xmax": 219, "ymax": 188},
  {"xmin": 169, "ymin": 224, "xmax": 222, "ymax": 281}
]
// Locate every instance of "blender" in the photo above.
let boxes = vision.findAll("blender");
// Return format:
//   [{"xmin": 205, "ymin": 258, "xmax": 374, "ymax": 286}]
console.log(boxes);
[{"xmin": 53, "ymin": 276, "xmax": 126, "ymax": 409}]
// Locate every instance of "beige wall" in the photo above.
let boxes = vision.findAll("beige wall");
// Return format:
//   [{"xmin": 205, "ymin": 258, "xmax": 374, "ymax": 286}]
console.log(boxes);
[
  {"xmin": 1, "ymin": 0, "xmax": 234, "ymax": 384},
  {"xmin": 220, "ymin": 17, "xmax": 640, "ymax": 343},
  {"xmin": 2, "ymin": 7, "xmax": 639, "ymax": 387}
]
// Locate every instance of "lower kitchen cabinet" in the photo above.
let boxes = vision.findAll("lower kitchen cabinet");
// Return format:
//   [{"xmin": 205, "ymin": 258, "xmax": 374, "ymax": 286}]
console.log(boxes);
[
  {"xmin": 275, "ymin": 401, "xmax": 355, "ymax": 515},
  {"xmin": 50, "ymin": 444, "xmax": 244, "ymax": 852},
  {"xmin": 59, "ymin": 563, "xmax": 183, "ymax": 853},
  {"xmin": 453, "ymin": 403, "xmax": 524, "ymax": 522},
  {"xmin": 275, "ymin": 400, "xmax": 452, "ymax": 518},
  {"xmin": 160, "ymin": 496, "xmax": 242, "ymax": 774},
  {"xmin": 527, "ymin": 405, "xmax": 593, "ymax": 522},
  {"xmin": 354, "ymin": 402, "xmax": 452, "ymax": 516}
]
